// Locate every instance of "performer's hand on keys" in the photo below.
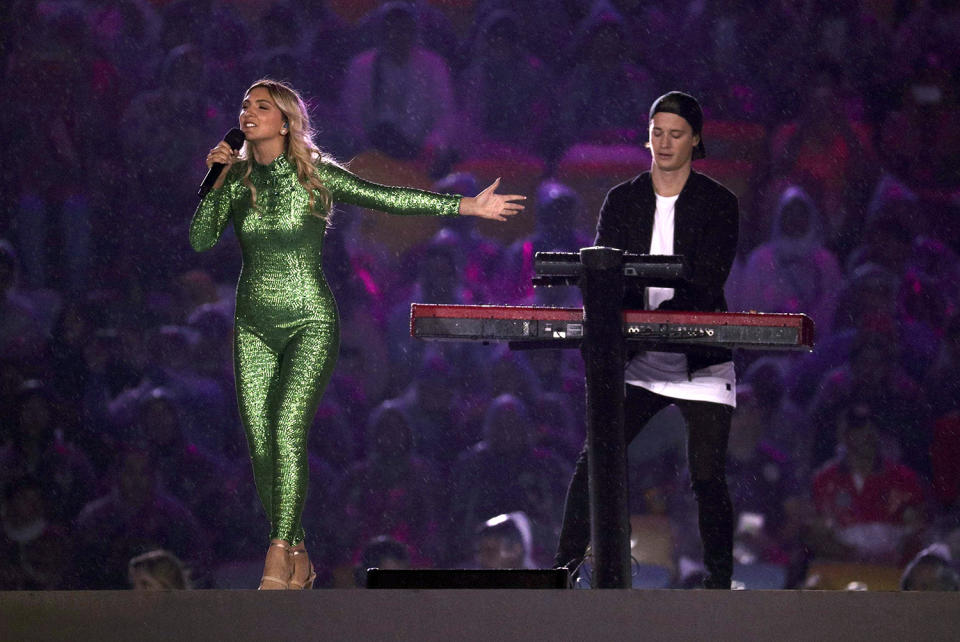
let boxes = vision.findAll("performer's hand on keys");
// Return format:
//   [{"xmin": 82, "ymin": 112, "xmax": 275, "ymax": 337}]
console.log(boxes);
[
  {"xmin": 205, "ymin": 140, "xmax": 240, "ymax": 190},
  {"xmin": 459, "ymin": 178, "xmax": 525, "ymax": 221}
]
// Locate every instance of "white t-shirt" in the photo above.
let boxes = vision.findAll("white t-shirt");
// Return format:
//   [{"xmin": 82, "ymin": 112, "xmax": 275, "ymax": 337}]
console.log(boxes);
[{"xmin": 624, "ymin": 192, "xmax": 737, "ymax": 407}]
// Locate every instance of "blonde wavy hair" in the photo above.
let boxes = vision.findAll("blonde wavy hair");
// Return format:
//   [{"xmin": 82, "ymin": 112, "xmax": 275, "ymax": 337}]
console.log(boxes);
[{"xmin": 238, "ymin": 78, "xmax": 334, "ymax": 219}]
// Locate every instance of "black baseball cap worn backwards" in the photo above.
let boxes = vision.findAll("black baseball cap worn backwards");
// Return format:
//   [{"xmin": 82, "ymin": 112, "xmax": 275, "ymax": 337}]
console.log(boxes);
[{"xmin": 649, "ymin": 91, "xmax": 706, "ymax": 160}]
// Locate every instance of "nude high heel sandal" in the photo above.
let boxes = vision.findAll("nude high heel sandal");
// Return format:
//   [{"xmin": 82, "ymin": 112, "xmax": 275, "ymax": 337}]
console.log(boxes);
[
  {"xmin": 287, "ymin": 547, "xmax": 317, "ymax": 590},
  {"xmin": 258, "ymin": 540, "xmax": 293, "ymax": 590}
]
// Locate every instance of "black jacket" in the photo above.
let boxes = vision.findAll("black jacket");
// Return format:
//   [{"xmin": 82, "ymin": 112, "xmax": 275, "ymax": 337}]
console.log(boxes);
[{"xmin": 594, "ymin": 169, "xmax": 740, "ymax": 374}]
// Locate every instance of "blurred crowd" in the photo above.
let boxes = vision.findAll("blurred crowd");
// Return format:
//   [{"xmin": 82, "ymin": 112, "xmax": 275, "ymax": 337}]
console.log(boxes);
[{"xmin": 1, "ymin": 0, "xmax": 960, "ymax": 591}]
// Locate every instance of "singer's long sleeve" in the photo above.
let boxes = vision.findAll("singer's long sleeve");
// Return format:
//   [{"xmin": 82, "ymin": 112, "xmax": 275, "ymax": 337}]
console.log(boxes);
[
  {"xmin": 316, "ymin": 162, "xmax": 460, "ymax": 216},
  {"xmin": 189, "ymin": 165, "xmax": 241, "ymax": 252}
]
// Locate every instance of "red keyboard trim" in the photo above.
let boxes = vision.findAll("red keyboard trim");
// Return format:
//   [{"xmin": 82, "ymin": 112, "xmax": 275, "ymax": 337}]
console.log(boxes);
[{"xmin": 410, "ymin": 303, "xmax": 814, "ymax": 347}]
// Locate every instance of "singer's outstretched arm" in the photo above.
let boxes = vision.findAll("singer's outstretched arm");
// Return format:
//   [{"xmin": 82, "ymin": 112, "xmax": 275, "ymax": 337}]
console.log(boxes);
[{"xmin": 316, "ymin": 162, "xmax": 461, "ymax": 217}]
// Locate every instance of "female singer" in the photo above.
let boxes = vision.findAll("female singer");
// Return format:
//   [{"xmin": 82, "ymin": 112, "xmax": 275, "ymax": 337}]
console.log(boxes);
[{"xmin": 190, "ymin": 79, "xmax": 523, "ymax": 589}]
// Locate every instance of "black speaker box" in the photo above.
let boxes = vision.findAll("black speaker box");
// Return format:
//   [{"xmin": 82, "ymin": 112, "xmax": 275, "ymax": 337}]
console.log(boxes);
[{"xmin": 365, "ymin": 568, "xmax": 570, "ymax": 589}]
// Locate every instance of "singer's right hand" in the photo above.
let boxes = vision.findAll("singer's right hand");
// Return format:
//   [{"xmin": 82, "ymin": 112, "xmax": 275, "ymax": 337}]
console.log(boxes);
[{"xmin": 205, "ymin": 141, "xmax": 239, "ymax": 190}]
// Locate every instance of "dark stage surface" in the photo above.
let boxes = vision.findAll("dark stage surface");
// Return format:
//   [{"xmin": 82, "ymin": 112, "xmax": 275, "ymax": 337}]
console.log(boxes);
[{"xmin": 2, "ymin": 589, "xmax": 959, "ymax": 641}]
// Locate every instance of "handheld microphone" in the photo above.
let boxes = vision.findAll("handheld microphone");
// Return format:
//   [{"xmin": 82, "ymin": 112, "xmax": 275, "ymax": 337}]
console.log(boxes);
[{"xmin": 198, "ymin": 128, "xmax": 246, "ymax": 199}]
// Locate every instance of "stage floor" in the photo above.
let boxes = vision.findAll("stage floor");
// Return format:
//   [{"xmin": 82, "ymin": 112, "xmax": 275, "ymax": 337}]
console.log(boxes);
[{"xmin": 2, "ymin": 589, "xmax": 958, "ymax": 641}]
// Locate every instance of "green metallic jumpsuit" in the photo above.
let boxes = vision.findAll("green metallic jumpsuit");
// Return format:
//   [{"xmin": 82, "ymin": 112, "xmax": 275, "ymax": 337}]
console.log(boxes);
[{"xmin": 190, "ymin": 153, "xmax": 460, "ymax": 545}]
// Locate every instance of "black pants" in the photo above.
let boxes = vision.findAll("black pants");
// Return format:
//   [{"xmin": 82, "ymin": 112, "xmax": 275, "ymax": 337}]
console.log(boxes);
[{"xmin": 554, "ymin": 384, "xmax": 734, "ymax": 588}]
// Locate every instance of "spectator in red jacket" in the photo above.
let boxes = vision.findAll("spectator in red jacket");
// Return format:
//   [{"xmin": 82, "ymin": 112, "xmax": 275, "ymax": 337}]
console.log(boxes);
[{"xmin": 810, "ymin": 404, "xmax": 926, "ymax": 565}]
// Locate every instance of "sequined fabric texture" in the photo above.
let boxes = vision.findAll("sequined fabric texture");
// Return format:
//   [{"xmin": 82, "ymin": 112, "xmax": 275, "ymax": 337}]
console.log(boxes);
[{"xmin": 190, "ymin": 154, "xmax": 459, "ymax": 544}]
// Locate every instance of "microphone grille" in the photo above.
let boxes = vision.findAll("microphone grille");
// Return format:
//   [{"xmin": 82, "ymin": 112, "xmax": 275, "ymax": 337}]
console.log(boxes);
[{"xmin": 225, "ymin": 128, "xmax": 246, "ymax": 150}]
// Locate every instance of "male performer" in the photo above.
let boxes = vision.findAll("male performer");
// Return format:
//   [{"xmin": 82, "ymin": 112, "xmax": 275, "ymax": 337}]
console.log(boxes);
[{"xmin": 554, "ymin": 91, "xmax": 739, "ymax": 589}]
